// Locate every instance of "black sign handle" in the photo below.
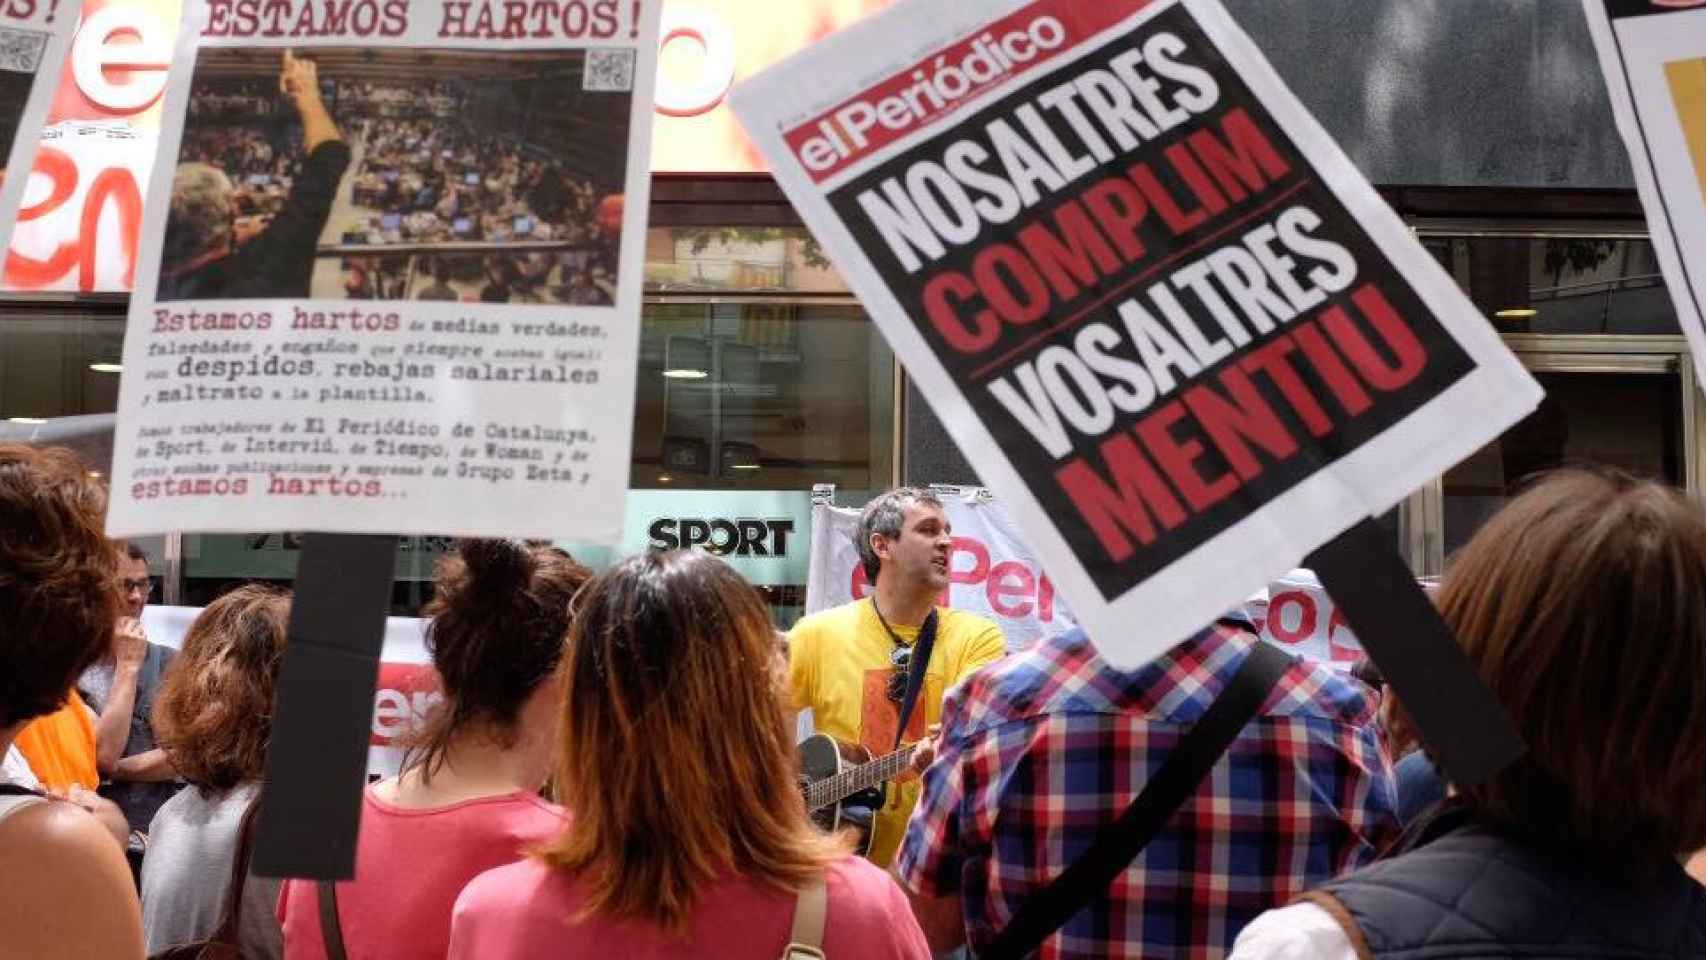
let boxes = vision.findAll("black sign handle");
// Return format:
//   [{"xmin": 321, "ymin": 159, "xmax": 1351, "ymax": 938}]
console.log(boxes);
[
  {"xmin": 1306, "ymin": 518, "xmax": 1523, "ymax": 786},
  {"xmin": 251, "ymin": 532, "xmax": 397, "ymax": 880}
]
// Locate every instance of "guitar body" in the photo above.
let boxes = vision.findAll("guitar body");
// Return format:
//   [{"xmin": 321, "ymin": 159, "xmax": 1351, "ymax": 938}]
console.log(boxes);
[{"xmin": 796, "ymin": 733, "xmax": 881, "ymax": 856}]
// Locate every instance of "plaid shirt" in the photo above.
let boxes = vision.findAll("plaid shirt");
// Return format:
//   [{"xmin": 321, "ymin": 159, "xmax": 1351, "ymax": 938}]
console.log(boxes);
[{"xmin": 895, "ymin": 620, "xmax": 1398, "ymax": 959}]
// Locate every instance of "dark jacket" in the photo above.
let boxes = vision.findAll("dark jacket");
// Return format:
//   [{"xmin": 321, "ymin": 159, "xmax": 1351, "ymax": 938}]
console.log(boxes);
[{"xmin": 1302, "ymin": 805, "xmax": 1706, "ymax": 959}]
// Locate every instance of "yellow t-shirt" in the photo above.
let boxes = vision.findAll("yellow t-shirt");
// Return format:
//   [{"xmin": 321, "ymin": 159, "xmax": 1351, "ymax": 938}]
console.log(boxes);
[{"xmin": 789, "ymin": 598, "xmax": 1006, "ymax": 866}]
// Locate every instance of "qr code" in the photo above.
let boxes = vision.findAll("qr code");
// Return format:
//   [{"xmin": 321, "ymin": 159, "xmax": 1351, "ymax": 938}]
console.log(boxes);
[
  {"xmin": 0, "ymin": 28, "xmax": 46, "ymax": 74},
  {"xmin": 584, "ymin": 49, "xmax": 635, "ymax": 92}
]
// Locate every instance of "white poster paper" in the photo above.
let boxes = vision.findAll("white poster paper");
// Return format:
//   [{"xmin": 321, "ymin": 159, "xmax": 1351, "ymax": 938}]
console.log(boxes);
[
  {"xmin": 1582, "ymin": 0, "xmax": 1706, "ymax": 383},
  {"xmin": 0, "ymin": 0, "xmax": 80, "ymax": 248},
  {"xmin": 104, "ymin": 0, "xmax": 663, "ymax": 541},
  {"xmin": 732, "ymin": 0, "xmax": 1541, "ymax": 668}
]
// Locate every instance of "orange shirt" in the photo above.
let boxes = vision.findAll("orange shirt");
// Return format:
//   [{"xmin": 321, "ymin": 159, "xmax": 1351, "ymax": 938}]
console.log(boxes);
[{"xmin": 13, "ymin": 691, "xmax": 99, "ymax": 791}]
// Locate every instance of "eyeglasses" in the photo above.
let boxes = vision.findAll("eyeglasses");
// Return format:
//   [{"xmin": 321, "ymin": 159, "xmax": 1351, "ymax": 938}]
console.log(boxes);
[
  {"xmin": 120, "ymin": 578, "xmax": 153, "ymax": 595},
  {"xmin": 886, "ymin": 645, "xmax": 912, "ymax": 704}
]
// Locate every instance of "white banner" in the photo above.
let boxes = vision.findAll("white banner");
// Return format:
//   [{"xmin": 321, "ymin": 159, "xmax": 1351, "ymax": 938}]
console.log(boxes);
[
  {"xmin": 0, "ymin": 0, "xmax": 81, "ymax": 252},
  {"xmin": 1582, "ymin": 0, "xmax": 1706, "ymax": 384},
  {"xmin": 733, "ymin": 0, "xmax": 1540, "ymax": 669},
  {"xmin": 805, "ymin": 491, "xmax": 1076, "ymax": 651},
  {"xmin": 804, "ymin": 493, "xmax": 1364, "ymax": 668},
  {"xmin": 105, "ymin": 0, "xmax": 663, "ymax": 541},
  {"xmin": 144, "ymin": 604, "xmax": 434, "ymax": 777}
]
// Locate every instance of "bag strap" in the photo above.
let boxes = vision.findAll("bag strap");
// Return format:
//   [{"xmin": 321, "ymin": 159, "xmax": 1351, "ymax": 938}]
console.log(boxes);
[
  {"xmin": 781, "ymin": 877, "xmax": 828, "ymax": 960},
  {"xmin": 978, "ymin": 640, "xmax": 1293, "ymax": 960},
  {"xmin": 887, "ymin": 607, "xmax": 938, "ymax": 751},
  {"xmin": 208, "ymin": 793, "xmax": 263, "ymax": 945},
  {"xmin": 317, "ymin": 879, "xmax": 349, "ymax": 960}
]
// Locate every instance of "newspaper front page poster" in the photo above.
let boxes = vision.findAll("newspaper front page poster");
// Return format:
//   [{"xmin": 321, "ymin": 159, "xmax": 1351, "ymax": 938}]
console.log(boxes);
[
  {"xmin": 1583, "ymin": 0, "xmax": 1706, "ymax": 384},
  {"xmin": 0, "ymin": 0, "xmax": 79, "ymax": 250},
  {"xmin": 733, "ymin": 0, "xmax": 1542, "ymax": 668},
  {"xmin": 105, "ymin": 0, "xmax": 662, "ymax": 540}
]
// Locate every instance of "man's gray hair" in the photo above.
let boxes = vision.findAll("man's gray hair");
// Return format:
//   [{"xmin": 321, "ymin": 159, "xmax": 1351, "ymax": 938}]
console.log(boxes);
[
  {"xmin": 162, "ymin": 162, "xmax": 234, "ymax": 272},
  {"xmin": 857, "ymin": 487, "xmax": 944, "ymax": 583}
]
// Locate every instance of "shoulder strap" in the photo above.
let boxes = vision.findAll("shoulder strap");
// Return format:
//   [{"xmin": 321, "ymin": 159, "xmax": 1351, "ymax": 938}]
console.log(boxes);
[
  {"xmin": 978, "ymin": 640, "xmax": 1293, "ymax": 960},
  {"xmin": 781, "ymin": 877, "xmax": 828, "ymax": 960},
  {"xmin": 208, "ymin": 793, "xmax": 263, "ymax": 945},
  {"xmin": 891, "ymin": 608, "xmax": 938, "ymax": 750},
  {"xmin": 318, "ymin": 879, "xmax": 349, "ymax": 960}
]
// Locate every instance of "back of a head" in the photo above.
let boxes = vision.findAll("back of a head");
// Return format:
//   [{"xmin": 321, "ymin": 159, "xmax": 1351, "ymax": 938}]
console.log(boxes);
[
  {"xmin": 152, "ymin": 584, "xmax": 291, "ymax": 792},
  {"xmin": 0, "ymin": 445, "xmax": 117, "ymax": 729},
  {"xmin": 543, "ymin": 550, "xmax": 840, "ymax": 932},
  {"xmin": 1438, "ymin": 469, "xmax": 1706, "ymax": 873},
  {"xmin": 164, "ymin": 163, "xmax": 234, "ymax": 272},
  {"xmin": 411, "ymin": 539, "xmax": 591, "ymax": 776}
]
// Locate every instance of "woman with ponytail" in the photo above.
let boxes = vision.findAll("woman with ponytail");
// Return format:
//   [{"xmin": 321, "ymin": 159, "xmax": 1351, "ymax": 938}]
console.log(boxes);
[
  {"xmin": 278, "ymin": 540, "xmax": 590, "ymax": 960},
  {"xmin": 447, "ymin": 550, "xmax": 930, "ymax": 958}
]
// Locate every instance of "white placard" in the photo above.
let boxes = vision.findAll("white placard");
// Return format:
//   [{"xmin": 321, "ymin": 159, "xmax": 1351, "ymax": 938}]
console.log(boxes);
[
  {"xmin": 0, "ymin": 0, "xmax": 80, "ymax": 250},
  {"xmin": 733, "ymin": 0, "xmax": 1541, "ymax": 668},
  {"xmin": 1582, "ymin": 0, "xmax": 1706, "ymax": 384},
  {"xmin": 105, "ymin": 0, "xmax": 663, "ymax": 541}
]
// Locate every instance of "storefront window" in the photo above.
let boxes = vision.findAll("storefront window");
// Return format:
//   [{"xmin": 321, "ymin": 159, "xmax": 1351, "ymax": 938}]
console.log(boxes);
[
  {"xmin": 1420, "ymin": 235, "xmax": 1680, "ymax": 335},
  {"xmin": 1441, "ymin": 368, "xmax": 1685, "ymax": 555}
]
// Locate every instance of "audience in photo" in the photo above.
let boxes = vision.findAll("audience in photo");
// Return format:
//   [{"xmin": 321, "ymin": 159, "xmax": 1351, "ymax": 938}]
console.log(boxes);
[
  {"xmin": 276, "ymin": 540, "xmax": 590, "ymax": 960},
  {"xmin": 448, "ymin": 550, "xmax": 931, "ymax": 958},
  {"xmin": 141, "ymin": 585, "xmax": 291, "ymax": 959},
  {"xmin": 0, "ymin": 444, "xmax": 144, "ymax": 959},
  {"xmin": 180, "ymin": 73, "xmax": 620, "ymax": 305}
]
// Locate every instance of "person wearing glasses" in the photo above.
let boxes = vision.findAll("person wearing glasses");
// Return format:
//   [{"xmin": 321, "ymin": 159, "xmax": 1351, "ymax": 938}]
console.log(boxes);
[
  {"xmin": 787, "ymin": 488, "xmax": 1007, "ymax": 867},
  {"xmin": 78, "ymin": 543, "xmax": 182, "ymax": 850}
]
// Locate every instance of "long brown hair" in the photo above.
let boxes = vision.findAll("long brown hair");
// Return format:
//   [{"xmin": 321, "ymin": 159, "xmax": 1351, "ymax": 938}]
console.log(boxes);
[
  {"xmin": 407, "ymin": 539, "xmax": 590, "ymax": 781},
  {"xmin": 0, "ymin": 444, "xmax": 117, "ymax": 728},
  {"xmin": 538, "ymin": 551, "xmax": 845, "ymax": 932},
  {"xmin": 1438, "ymin": 469, "xmax": 1706, "ymax": 872},
  {"xmin": 152, "ymin": 584, "xmax": 291, "ymax": 792}
]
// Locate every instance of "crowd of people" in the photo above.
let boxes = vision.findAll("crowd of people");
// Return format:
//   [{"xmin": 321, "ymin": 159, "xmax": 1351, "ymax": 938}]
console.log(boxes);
[
  {"xmin": 3, "ymin": 447, "xmax": 1705, "ymax": 959},
  {"xmin": 165, "ymin": 61, "xmax": 621, "ymax": 304}
]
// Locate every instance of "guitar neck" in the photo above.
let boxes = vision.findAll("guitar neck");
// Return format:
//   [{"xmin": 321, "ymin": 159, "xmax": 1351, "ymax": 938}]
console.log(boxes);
[{"xmin": 804, "ymin": 743, "xmax": 916, "ymax": 811}]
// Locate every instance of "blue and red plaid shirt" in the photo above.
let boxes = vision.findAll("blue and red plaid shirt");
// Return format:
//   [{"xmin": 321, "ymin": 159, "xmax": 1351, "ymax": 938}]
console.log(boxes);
[{"xmin": 895, "ymin": 619, "xmax": 1398, "ymax": 959}]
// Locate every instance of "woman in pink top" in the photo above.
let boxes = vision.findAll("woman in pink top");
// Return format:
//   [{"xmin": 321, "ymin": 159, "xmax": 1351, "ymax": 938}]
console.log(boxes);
[
  {"xmin": 449, "ymin": 550, "xmax": 931, "ymax": 959},
  {"xmin": 278, "ymin": 540, "xmax": 591, "ymax": 959}
]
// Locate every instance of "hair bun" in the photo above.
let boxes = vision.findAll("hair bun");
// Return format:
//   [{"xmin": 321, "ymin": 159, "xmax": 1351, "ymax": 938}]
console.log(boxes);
[{"xmin": 457, "ymin": 538, "xmax": 533, "ymax": 592}]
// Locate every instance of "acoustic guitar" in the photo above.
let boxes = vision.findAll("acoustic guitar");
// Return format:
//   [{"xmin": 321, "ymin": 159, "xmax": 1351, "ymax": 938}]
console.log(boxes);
[{"xmin": 797, "ymin": 734, "xmax": 920, "ymax": 855}]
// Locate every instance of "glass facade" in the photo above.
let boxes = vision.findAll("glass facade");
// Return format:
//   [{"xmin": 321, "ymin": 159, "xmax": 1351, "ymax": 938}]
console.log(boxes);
[{"xmin": 4, "ymin": 208, "xmax": 1702, "ymax": 603}]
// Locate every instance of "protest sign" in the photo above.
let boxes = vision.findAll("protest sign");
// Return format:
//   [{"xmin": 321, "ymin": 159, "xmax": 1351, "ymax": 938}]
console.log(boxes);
[
  {"xmin": 735, "ymin": 0, "xmax": 1542, "ymax": 783},
  {"xmin": 0, "ymin": 0, "xmax": 79, "ymax": 250},
  {"xmin": 1582, "ymin": 0, "xmax": 1706, "ymax": 382},
  {"xmin": 100, "ymin": 0, "xmax": 665, "ymax": 878},
  {"xmin": 103, "ymin": 0, "xmax": 662, "ymax": 543},
  {"xmin": 732, "ymin": 0, "xmax": 1538, "ymax": 669}
]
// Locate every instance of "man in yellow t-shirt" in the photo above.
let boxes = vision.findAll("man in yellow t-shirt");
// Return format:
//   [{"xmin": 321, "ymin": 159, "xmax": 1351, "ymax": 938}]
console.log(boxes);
[{"xmin": 790, "ymin": 488, "xmax": 1006, "ymax": 866}]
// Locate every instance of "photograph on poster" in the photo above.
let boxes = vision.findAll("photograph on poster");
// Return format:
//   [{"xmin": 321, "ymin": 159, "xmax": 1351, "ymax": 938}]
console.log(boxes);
[
  {"xmin": 157, "ymin": 45, "xmax": 633, "ymax": 303},
  {"xmin": 0, "ymin": 26, "xmax": 47, "ymax": 177}
]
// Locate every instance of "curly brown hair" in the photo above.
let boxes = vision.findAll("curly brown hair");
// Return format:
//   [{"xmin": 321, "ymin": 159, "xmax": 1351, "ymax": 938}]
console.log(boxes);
[
  {"xmin": 152, "ymin": 584, "xmax": 291, "ymax": 792},
  {"xmin": 407, "ymin": 540, "xmax": 592, "ymax": 781},
  {"xmin": 0, "ymin": 444, "xmax": 118, "ymax": 729}
]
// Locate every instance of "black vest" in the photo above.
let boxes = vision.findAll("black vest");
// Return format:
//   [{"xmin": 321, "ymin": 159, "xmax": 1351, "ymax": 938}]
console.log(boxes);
[{"xmin": 1308, "ymin": 808, "xmax": 1706, "ymax": 960}]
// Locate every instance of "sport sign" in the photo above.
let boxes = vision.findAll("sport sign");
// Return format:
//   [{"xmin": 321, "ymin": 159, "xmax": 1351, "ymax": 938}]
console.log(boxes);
[{"xmin": 732, "ymin": 0, "xmax": 1541, "ymax": 671}]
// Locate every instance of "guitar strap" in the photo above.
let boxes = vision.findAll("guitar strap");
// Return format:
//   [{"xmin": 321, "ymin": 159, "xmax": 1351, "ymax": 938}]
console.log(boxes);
[
  {"xmin": 977, "ymin": 636, "xmax": 1293, "ymax": 960},
  {"xmin": 874, "ymin": 599, "xmax": 939, "ymax": 751}
]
